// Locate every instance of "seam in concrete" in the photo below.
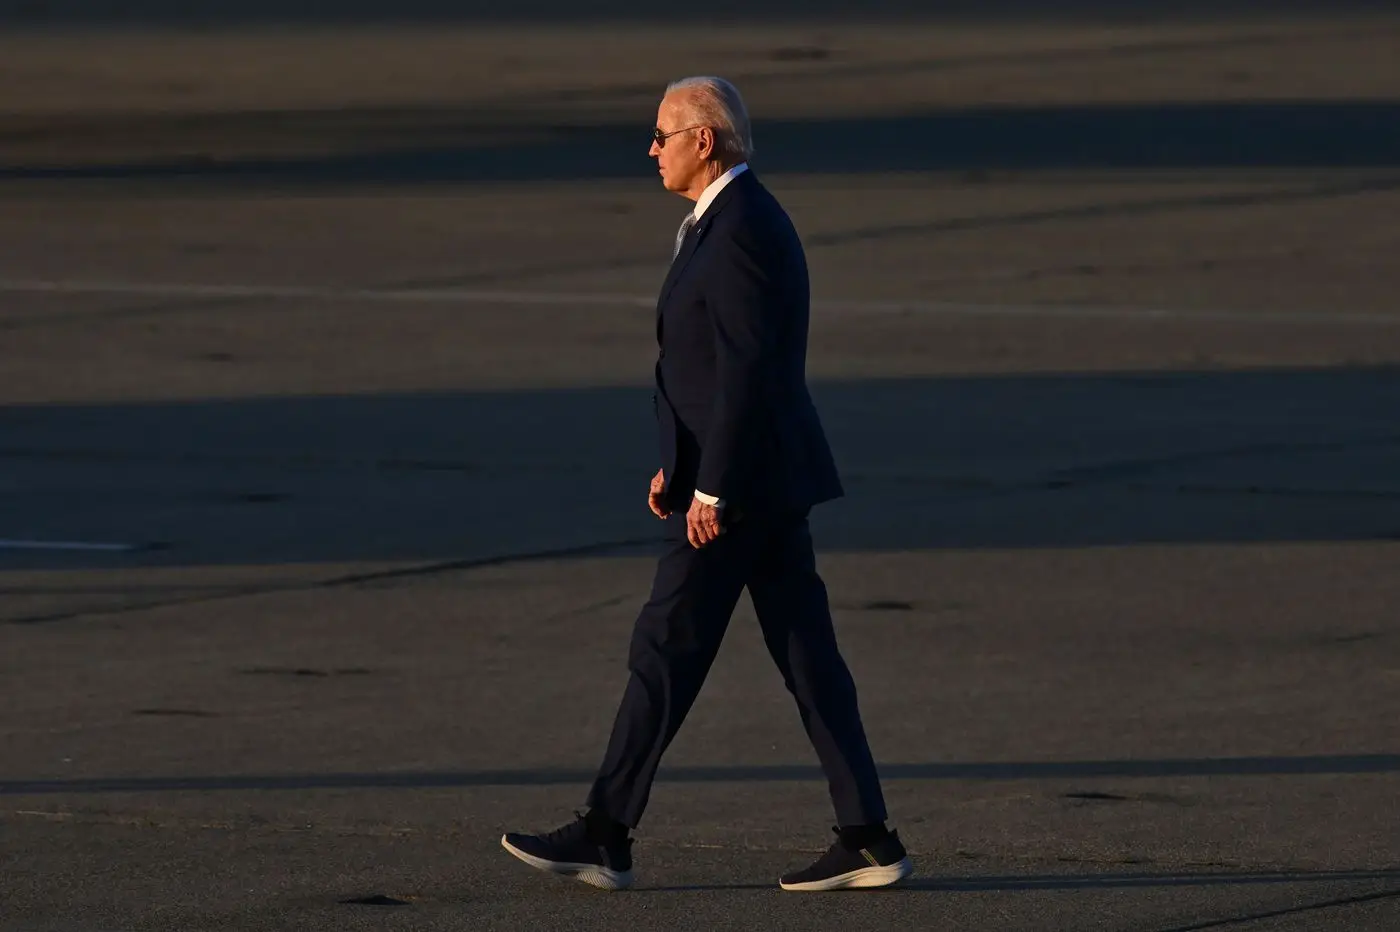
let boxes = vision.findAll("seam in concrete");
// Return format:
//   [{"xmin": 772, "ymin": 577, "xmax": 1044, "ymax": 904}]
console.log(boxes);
[
  {"xmin": 0, "ymin": 535, "xmax": 658, "ymax": 626},
  {"xmin": 1153, "ymin": 887, "xmax": 1400, "ymax": 932}
]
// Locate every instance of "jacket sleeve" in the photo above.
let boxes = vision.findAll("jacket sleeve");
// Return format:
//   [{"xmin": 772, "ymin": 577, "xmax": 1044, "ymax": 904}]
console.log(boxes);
[{"xmin": 694, "ymin": 229, "xmax": 779, "ymax": 501}]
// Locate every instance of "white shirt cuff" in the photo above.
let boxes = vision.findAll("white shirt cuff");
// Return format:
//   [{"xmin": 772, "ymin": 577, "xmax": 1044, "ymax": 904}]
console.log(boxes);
[{"xmin": 693, "ymin": 490, "xmax": 724, "ymax": 508}]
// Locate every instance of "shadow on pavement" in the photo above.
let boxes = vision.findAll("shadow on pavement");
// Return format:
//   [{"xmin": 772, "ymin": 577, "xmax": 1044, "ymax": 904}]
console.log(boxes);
[
  {"xmin": 3, "ymin": 365, "xmax": 1400, "ymax": 575},
  {"xmin": 7, "ymin": 102, "xmax": 1400, "ymax": 183}
]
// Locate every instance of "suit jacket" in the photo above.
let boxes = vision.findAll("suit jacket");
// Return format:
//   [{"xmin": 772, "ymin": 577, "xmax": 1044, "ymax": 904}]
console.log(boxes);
[{"xmin": 653, "ymin": 169, "xmax": 844, "ymax": 515}]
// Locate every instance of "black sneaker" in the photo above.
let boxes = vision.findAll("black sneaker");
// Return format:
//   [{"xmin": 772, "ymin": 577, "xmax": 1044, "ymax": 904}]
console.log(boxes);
[
  {"xmin": 500, "ymin": 812, "xmax": 634, "ymax": 891},
  {"xmin": 779, "ymin": 827, "xmax": 913, "ymax": 891}
]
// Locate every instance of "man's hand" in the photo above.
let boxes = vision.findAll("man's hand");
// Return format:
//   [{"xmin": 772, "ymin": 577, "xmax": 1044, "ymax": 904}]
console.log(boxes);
[
  {"xmin": 648, "ymin": 468, "xmax": 670, "ymax": 518},
  {"xmin": 686, "ymin": 496, "xmax": 725, "ymax": 549}
]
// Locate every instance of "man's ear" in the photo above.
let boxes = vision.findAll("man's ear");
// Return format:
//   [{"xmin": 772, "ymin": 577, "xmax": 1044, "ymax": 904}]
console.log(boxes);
[{"xmin": 697, "ymin": 127, "xmax": 716, "ymax": 159}]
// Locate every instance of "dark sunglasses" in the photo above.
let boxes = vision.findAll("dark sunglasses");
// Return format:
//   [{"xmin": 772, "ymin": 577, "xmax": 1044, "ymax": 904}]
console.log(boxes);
[{"xmin": 652, "ymin": 124, "xmax": 704, "ymax": 147}]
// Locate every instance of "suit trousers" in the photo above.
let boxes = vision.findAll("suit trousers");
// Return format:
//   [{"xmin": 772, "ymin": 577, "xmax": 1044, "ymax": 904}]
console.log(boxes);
[{"xmin": 585, "ymin": 507, "xmax": 888, "ymax": 828}]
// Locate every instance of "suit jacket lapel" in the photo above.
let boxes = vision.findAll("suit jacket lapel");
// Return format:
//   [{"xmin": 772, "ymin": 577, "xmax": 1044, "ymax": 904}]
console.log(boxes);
[
  {"xmin": 658, "ymin": 218, "xmax": 708, "ymax": 308},
  {"xmin": 655, "ymin": 171, "xmax": 753, "ymax": 342}
]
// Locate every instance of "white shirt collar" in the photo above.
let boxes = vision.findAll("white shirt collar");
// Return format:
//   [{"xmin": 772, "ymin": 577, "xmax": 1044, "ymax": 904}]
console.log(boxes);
[{"xmin": 691, "ymin": 162, "xmax": 749, "ymax": 220}]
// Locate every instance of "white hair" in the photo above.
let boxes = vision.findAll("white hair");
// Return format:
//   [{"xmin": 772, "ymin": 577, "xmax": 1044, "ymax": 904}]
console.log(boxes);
[{"xmin": 665, "ymin": 75, "xmax": 754, "ymax": 161}]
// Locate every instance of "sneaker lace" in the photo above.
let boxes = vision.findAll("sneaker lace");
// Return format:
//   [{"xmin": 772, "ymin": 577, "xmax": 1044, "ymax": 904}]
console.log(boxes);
[{"xmin": 539, "ymin": 810, "xmax": 590, "ymax": 845}]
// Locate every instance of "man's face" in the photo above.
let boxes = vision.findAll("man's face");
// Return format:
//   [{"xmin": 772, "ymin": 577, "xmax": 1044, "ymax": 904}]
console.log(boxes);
[{"xmin": 649, "ymin": 92, "xmax": 709, "ymax": 196}]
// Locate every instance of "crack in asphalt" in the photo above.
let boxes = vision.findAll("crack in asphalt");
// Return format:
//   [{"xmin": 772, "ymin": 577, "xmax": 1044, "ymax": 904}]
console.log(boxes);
[
  {"xmin": 0, "ymin": 535, "xmax": 658, "ymax": 626},
  {"xmin": 804, "ymin": 175, "xmax": 1400, "ymax": 251},
  {"xmin": 1152, "ymin": 886, "xmax": 1400, "ymax": 931},
  {"xmin": 1043, "ymin": 433, "xmax": 1400, "ymax": 485}
]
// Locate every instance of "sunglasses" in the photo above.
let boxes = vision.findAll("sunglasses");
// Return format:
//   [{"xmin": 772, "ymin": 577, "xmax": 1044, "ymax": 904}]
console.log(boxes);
[{"xmin": 652, "ymin": 124, "xmax": 704, "ymax": 147}]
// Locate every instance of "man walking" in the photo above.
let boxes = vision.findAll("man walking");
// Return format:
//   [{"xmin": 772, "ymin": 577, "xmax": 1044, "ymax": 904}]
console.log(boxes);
[{"xmin": 501, "ymin": 76, "xmax": 911, "ymax": 892}]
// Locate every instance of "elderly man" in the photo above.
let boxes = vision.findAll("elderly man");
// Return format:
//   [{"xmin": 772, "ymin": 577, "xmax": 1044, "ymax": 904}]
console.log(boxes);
[{"xmin": 501, "ymin": 76, "xmax": 911, "ymax": 892}]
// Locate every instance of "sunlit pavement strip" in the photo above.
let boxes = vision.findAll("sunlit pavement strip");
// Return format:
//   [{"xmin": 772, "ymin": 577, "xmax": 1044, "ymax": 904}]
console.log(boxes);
[{"xmin": 2, "ymin": 279, "xmax": 1398, "ymax": 326}]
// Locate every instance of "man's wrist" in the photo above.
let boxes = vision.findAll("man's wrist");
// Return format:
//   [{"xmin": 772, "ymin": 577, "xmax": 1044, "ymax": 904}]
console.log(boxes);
[{"xmin": 693, "ymin": 490, "xmax": 725, "ymax": 508}]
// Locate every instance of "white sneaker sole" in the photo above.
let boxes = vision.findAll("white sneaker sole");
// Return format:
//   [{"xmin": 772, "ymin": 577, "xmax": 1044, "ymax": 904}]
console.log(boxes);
[
  {"xmin": 500, "ymin": 835, "xmax": 634, "ymax": 891},
  {"xmin": 779, "ymin": 856, "xmax": 914, "ymax": 891}
]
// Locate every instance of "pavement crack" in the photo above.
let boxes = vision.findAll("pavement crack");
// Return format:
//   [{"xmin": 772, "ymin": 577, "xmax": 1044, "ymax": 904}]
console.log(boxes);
[
  {"xmin": 845, "ymin": 432, "xmax": 1400, "ymax": 500},
  {"xmin": 1171, "ymin": 482, "xmax": 1400, "ymax": 501},
  {"xmin": 806, "ymin": 176, "xmax": 1400, "ymax": 250},
  {"xmin": 1, "ymin": 535, "xmax": 658, "ymax": 625},
  {"xmin": 1152, "ymin": 886, "xmax": 1400, "ymax": 931},
  {"xmin": 1045, "ymin": 433, "xmax": 1400, "ymax": 487},
  {"xmin": 322, "ymin": 538, "xmax": 654, "ymax": 588}
]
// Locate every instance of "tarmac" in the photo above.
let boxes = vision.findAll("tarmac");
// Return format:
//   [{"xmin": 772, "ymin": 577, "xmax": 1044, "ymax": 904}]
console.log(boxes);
[{"xmin": 2, "ymin": 8, "xmax": 1400, "ymax": 931}]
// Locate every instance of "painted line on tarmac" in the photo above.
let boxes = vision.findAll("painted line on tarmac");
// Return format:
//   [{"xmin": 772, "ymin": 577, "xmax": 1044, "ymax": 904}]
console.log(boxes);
[
  {"xmin": 0, "ymin": 538, "xmax": 144, "ymax": 553},
  {"xmin": 2, "ymin": 278, "xmax": 1398, "ymax": 326},
  {"xmin": 0, "ymin": 279, "xmax": 653, "ymax": 309}
]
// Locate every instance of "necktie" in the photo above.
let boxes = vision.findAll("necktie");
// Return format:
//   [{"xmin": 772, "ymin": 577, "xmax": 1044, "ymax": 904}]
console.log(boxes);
[{"xmin": 673, "ymin": 212, "xmax": 697, "ymax": 260}]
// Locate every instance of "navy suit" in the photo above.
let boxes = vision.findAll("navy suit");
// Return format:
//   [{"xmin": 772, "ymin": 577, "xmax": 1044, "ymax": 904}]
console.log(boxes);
[
  {"xmin": 652, "ymin": 170, "xmax": 843, "ymax": 515},
  {"xmin": 587, "ymin": 169, "xmax": 888, "ymax": 829}
]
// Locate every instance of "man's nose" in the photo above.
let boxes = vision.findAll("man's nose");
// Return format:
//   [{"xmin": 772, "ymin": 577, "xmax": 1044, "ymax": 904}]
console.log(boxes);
[{"xmin": 649, "ymin": 140, "xmax": 662, "ymax": 157}]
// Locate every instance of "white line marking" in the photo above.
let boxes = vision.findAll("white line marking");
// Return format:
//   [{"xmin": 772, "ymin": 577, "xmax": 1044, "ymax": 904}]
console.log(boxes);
[
  {"xmin": 1, "ymin": 278, "xmax": 1397, "ymax": 326},
  {"xmin": 0, "ymin": 538, "xmax": 143, "ymax": 553},
  {"xmin": 0, "ymin": 279, "xmax": 653, "ymax": 308}
]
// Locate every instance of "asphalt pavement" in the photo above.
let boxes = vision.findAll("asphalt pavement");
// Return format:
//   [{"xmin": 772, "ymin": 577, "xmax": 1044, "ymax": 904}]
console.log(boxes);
[{"xmin": 3, "ymin": 12, "xmax": 1400, "ymax": 931}]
